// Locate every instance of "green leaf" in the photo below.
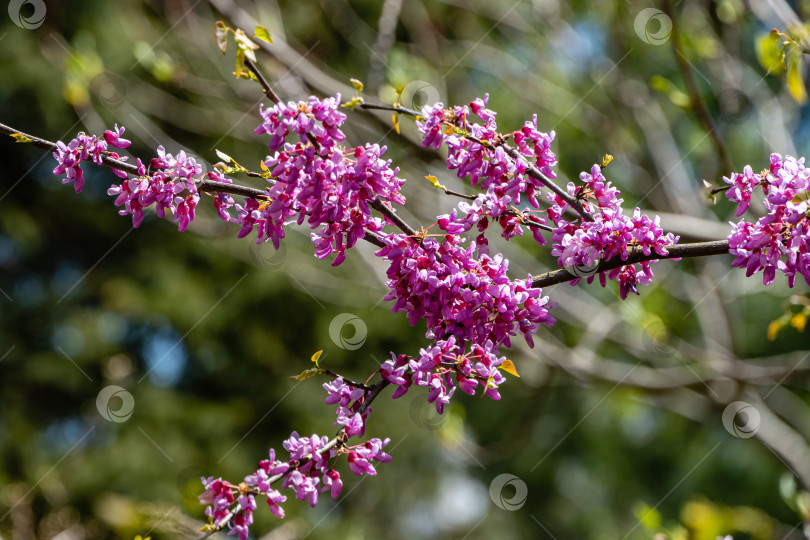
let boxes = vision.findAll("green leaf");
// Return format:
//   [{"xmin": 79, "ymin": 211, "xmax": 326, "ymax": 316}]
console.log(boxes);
[
  {"xmin": 291, "ymin": 367, "xmax": 324, "ymax": 381},
  {"xmin": 254, "ymin": 25, "xmax": 272, "ymax": 43},
  {"xmin": 214, "ymin": 21, "xmax": 229, "ymax": 55},
  {"xmin": 787, "ymin": 47, "xmax": 808, "ymax": 104},
  {"xmin": 350, "ymin": 78, "xmax": 364, "ymax": 93},
  {"xmin": 311, "ymin": 349, "xmax": 323, "ymax": 368},
  {"xmin": 425, "ymin": 175, "xmax": 446, "ymax": 191},
  {"xmin": 757, "ymin": 29, "xmax": 785, "ymax": 74},
  {"xmin": 9, "ymin": 133, "xmax": 33, "ymax": 143},
  {"xmin": 215, "ymin": 149, "xmax": 233, "ymax": 163},
  {"xmin": 341, "ymin": 96, "xmax": 365, "ymax": 110}
]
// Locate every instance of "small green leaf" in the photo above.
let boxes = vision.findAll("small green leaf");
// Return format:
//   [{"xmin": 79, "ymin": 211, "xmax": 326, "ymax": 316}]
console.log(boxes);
[
  {"xmin": 601, "ymin": 154, "xmax": 613, "ymax": 168},
  {"xmin": 350, "ymin": 78, "xmax": 364, "ymax": 93},
  {"xmin": 787, "ymin": 47, "xmax": 808, "ymax": 104},
  {"xmin": 425, "ymin": 175, "xmax": 446, "ymax": 191},
  {"xmin": 341, "ymin": 96, "xmax": 365, "ymax": 110},
  {"xmin": 311, "ymin": 349, "xmax": 323, "ymax": 368},
  {"xmin": 215, "ymin": 149, "xmax": 233, "ymax": 163},
  {"xmin": 291, "ymin": 367, "xmax": 324, "ymax": 381},
  {"xmin": 254, "ymin": 25, "xmax": 272, "ymax": 43},
  {"xmin": 214, "ymin": 21, "xmax": 229, "ymax": 55},
  {"xmin": 10, "ymin": 133, "xmax": 33, "ymax": 143},
  {"xmin": 757, "ymin": 29, "xmax": 785, "ymax": 74}
]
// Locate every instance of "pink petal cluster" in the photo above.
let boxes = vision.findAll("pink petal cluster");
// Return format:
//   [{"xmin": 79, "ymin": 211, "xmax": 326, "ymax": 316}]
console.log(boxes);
[
  {"xmin": 52, "ymin": 125, "xmax": 131, "ymax": 193},
  {"xmin": 225, "ymin": 95, "xmax": 405, "ymax": 265},
  {"xmin": 416, "ymin": 96, "xmax": 557, "ymax": 209},
  {"xmin": 377, "ymin": 233, "xmax": 555, "ymax": 348},
  {"xmin": 380, "ymin": 335, "xmax": 512, "ymax": 413},
  {"xmin": 726, "ymin": 154, "xmax": 810, "ymax": 286},
  {"xmin": 107, "ymin": 147, "xmax": 207, "ymax": 231},
  {"xmin": 202, "ymin": 428, "xmax": 390, "ymax": 539},
  {"xmin": 548, "ymin": 164, "xmax": 679, "ymax": 298}
]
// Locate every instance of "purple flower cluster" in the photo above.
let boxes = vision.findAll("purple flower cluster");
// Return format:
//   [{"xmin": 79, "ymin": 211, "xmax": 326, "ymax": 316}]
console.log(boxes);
[
  {"xmin": 52, "ymin": 125, "xmax": 131, "ymax": 193},
  {"xmin": 381, "ymin": 335, "xmax": 512, "ymax": 413},
  {"xmin": 437, "ymin": 189, "xmax": 549, "ymax": 247},
  {"xmin": 323, "ymin": 377, "xmax": 369, "ymax": 437},
  {"xmin": 106, "ymin": 147, "xmax": 208, "ymax": 231},
  {"xmin": 417, "ymin": 96, "xmax": 557, "ymax": 211},
  {"xmin": 725, "ymin": 154, "xmax": 810, "ymax": 286},
  {"xmin": 201, "ymin": 427, "xmax": 390, "ymax": 540},
  {"xmin": 377, "ymin": 233, "xmax": 555, "ymax": 348},
  {"xmin": 548, "ymin": 164, "xmax": 679, "ymax": 298},
  {"xmin": 215, "ymin": 95, "xmax": 405, "ymax": 265}
]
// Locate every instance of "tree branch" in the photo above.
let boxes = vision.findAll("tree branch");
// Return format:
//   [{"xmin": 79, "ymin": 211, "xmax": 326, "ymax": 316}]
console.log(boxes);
[{"xmin": 531, "ymin": 240, "xmax": 730, "ymax": 288}]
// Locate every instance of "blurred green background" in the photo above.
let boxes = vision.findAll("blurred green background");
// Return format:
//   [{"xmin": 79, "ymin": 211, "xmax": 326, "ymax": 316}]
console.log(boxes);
[{"xmin": 1, "ymin": 0, "xmax": 810, "ymax": 539}]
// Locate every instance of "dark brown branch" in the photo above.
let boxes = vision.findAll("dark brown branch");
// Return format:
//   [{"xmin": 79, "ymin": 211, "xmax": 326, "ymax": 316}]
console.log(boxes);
[
  {"xmin": 531, "ymin": 240, "xmax": 730, "ymax": 288},
  {"xmin": 370, "ymin": 199, "xmax": 417, "ymax": 236},
  {"xmin": 662, "ymin": 0, "xmax": 735, "ymax": 175},
  {"xmin": 244, "ymin": 57, "xmax": 282, "ymax": 104}
]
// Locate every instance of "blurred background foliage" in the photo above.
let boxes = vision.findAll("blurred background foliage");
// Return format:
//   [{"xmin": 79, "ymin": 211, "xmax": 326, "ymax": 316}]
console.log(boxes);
[{"xmin": 1, "ymin": 0, "xmax": 810, "ymax": 538}]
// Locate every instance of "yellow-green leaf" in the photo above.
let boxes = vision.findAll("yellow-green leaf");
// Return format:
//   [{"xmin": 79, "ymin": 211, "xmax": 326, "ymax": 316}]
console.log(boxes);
[
  {"xmin": 214, "ymin": 21, "xmax": 229, "ymax": 55},
  {"xmin": 392, "ymin": 113, "xmax": 400, "ymax": 134},
  {"xmin": 350, "ymin": 78, "xmax": 364, "ymax": 93},
  {"xmin": 767, "ymin": 319, "xmax": 784, "ymax": 340},
  {"xmin": 341, "ymin": 96, "xmax": 364, "ymax": 110},
  {"xmin": 311, "ymin": 349, "xmax": 323, "ymax": 367},
  {"xmin": 291, "ymin": 367, "xmax": 324, "ymax": 381},
  {"xmin": 425, "ymin": 175, "xmax": 446, "ymax": 191},
  {"xmin": 601, "ymin": 154, "xmax": 613, "ymax": 168},
  {"xmin": 254, "ymin": 25, "xmax": 272, "ymax": 43},
  {"xmin": 500, "ymin": 359, "xmax": 520, "ymax": 377},
  {"xmin": 10, "ymin": 133, "xmax": 32, "ymax": 143},
  {"xmin": 757, "ymin": 29, "xmax": 785, "ymax": 74},
  {"xmin": 215, "ymin": 149, "xmax": 232, "ymax": 163},
  {"xmin": 787, "ymin": 48, "xmax": 808, "ymax": 105}
]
